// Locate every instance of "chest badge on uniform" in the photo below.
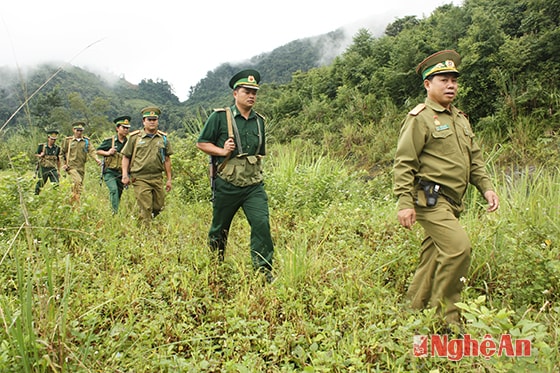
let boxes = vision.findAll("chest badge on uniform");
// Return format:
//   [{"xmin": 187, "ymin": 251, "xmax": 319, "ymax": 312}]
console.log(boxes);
[{"xmin": 434, "ymin": 116, "xmax": 450, "ymax": 131}]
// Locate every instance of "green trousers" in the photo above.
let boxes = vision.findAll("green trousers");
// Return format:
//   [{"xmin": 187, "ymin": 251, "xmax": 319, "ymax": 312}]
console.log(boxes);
[
  {"xmin": 209, "ymin": 177, "xmax": 274, "ymax": 271},
  {"xmin": 132, "ymin": 178, "xmax": 165, "ymax": 223},
  {"xmin": 103, "ymin": 169, "xmax": 124, "ymax": 213},
  {"xmin": 407, "ymin": 198, "xmax": 470, "ymax": 324},
  {"xmin": 35, "ymin": 167, "xmax": 59, "ymax": 194}
]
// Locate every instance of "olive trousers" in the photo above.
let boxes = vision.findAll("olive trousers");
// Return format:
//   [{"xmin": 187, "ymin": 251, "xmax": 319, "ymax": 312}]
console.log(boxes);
[
  {"xmin": 132, "ymin": 177, "xmax": 165, "ymax": 223},
  {"xmin": 209, "ymin": 177, "xmax": 274, "ymax": 272},
  {"xmin": 67, "ymin": 168, "xmax": 85, "ymax": 203},
  {"xmin": 103, "ymin": 169, "xmax": 124, "ymax": 214},
  {"xmin": 407, "ymin": 198, "xmax": 470, "ymax": 324}
]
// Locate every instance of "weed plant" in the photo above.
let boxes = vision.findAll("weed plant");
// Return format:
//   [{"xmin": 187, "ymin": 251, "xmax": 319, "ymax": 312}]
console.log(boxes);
[{"xmin": 0, "ymin": 134, "xmax": 558, "ymax": 372}]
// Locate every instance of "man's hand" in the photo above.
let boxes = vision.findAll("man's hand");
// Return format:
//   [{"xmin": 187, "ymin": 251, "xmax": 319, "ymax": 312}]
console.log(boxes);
[
  {"xmin": 484, "ymin": 190, "xmax": 499, "ymax": 212},
  {"xmin": 223, "ymin": 137, "xmax": 235, "ymax": 155},
  {"xmin": 398, "ymin": 208, "xmax": 416, "ymax": 229}
]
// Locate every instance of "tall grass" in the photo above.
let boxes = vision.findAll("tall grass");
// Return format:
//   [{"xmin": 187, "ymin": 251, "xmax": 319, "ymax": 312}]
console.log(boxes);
[{"xmin": 0, "ymin": 135, "xmax": 558, "ymax": 371}]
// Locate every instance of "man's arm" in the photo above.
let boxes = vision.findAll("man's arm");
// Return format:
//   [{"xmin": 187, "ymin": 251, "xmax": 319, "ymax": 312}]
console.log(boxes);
[
  {"xmin": 164, "ymin": 155, "xmax": 172, "ymax": 192},
  {"xmin": 122, "ymin": 155, "xmax": 131, "ymax": 186},
  {"xmin": 196, "ymin": 140, "xmax": 234, "ymax": 157}
]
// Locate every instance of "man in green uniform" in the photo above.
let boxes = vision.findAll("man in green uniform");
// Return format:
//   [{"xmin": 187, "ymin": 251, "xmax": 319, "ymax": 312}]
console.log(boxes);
[
  {"xmin": 61, "ymin": 121, "xmax": 101, "ymax": 203},
  {"xmin": 35, "ymin": 129, "xmax": 61, "ymax": 194},
  {"xmin": 96, "ymin": 115, "xmax": 131, "ymax": 214},
  {"xmin": 393, "ymin": 50, "xmax": 500, "ymax": 325},
  {"xmin": 197, "ymin": 69, "xmax": 274, "ymax": 282},
  {"xmin": 121, "ymin": 107, "xmax": 172, "ymax": 224}
]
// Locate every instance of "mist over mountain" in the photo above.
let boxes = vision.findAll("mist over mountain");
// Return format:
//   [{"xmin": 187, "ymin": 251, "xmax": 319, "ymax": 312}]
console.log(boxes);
[{"xmin": 0, "ymin": 13, "xmax": 388, "ymax": 133}]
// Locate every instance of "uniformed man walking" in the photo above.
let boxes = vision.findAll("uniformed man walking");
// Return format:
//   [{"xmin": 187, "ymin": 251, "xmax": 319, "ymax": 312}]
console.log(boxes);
[
  {"xmin": 393, "ymin": 50, "xmax": 500, "ymax": 325},
  {"xmin": 121, "ymin": 107, "xmax": 172, "ymax": 224},
  {"xmin": 196, "ymin": 69, "xmax": 274, "ymax": 282},
  {"xmin": 96, "ymin": 116, "xmax": 131, "ymax": 214},
  {"xmin": 35, "ymin": 129, "xmax": 61, "ymax": 194},
  {"xmin": 61, "ymin": 121, "xmax": 101, "ymax": 203}
]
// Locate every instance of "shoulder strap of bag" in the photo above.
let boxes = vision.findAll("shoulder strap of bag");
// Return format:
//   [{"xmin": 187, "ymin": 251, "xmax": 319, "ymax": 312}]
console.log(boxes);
[
  {"xmin": 218, "ymin": 107, "xmax": 234, "ymax": 172},
  {"xmin": 65, "ymin": 137, "xmax": 72, "ymax": 166}
]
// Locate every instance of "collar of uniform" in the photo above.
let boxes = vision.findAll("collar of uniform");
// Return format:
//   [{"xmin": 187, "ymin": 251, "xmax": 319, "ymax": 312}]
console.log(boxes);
[
  {"xmin": 425, "ymin": 97, "xmax": 455, "ymax": 114},
  {"xmin": 232, "ymin": 105, "xmax": 255, "ymax": 119},
  {"xmin": 140, "ymin": 130, "xmax": 162, "ymax": 138}
]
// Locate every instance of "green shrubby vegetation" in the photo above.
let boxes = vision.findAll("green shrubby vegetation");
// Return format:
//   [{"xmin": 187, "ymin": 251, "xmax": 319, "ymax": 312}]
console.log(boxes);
[
  {"xmin": 1, "ymin": 0, "xmax": 559, "ymax": 370},
  {"xmin": 0, "ymin": 140, "xmax": 558, "ymax": 371}
]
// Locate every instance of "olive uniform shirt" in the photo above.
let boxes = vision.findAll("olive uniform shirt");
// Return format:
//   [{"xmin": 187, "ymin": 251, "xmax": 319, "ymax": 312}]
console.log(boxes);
[
  {"xmin": 61, "ymin": 136, "xmax": 96, "ymax": 174},
  {"xmin": 97, "ymin": 136, "xmax": 127, "ymax": 171},
  {"xmin": 393, "ymin": 97, "xmax": 494, "ymax": 210},
  {"xmin": 120, "ymin": 130, "xmax": 173, "ymax": 179}
]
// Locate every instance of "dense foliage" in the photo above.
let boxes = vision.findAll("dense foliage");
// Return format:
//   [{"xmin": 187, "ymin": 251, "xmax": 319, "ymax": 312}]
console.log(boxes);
[
  {"xmin": 0, "ymin": 0, "xmax": 559, "ymax": 369},
  {"xmin": 2, "ymin": 0, "xmax": 559, "ymax": 150},
  {"xmin": 0, "ymin": 138, "xmax": 558, "ymax": 371}
]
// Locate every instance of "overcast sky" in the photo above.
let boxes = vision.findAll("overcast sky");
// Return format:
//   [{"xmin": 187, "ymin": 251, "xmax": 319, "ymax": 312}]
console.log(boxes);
[{"xmin": 1, "ymin": 0, "xmax": 461, "ymax": 101}]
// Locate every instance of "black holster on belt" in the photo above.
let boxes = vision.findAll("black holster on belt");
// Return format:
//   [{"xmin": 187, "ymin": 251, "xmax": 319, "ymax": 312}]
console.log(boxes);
[{"xmin": 419, "ymin": 180, "xmax": 441, "ymax": 207}]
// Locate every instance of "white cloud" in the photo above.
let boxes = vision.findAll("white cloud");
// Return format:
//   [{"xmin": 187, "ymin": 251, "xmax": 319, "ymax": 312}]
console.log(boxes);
[{"xmin": 1, "ymin": 0, "xmax": 462, "ymax": 101}]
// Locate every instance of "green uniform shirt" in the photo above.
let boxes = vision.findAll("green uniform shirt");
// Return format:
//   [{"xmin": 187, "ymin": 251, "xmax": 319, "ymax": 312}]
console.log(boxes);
[
  {"xmin": 121, "ymin": 130, "xmax": 173, "ymax": 179},
  {"xmin": 97, "ymin": 136, "xmax": 127, "ymax": 170},
  {"xmin": 393, "ymin": 98, "xmax": 494, "ymax": 210},
  {"xmin": 197, "ymin": 105, "xmax": 266, "ymax": 163},
  {"xmin": 61, "ymin": 137, "xmax": 96, "ymax": 173},
  {"xmin": 37, "ymin": 143, "xmax": 60, "ymax": 168}
]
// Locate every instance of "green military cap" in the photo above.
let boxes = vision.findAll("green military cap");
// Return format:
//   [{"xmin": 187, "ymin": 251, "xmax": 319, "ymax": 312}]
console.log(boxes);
[
  {"xmin": 46, "ymin": 129, "xmax": 59, "ymax": 139},
  {"xmin": 72, "ymin": 121, "xmax": 86, "ymax": 130},
  {"xmin": 141, "ymin": 106, "xmax": 161, "ymax": 119},
  {"xmin": 416, "ymin": 50, "xmax": 461, "ymax": 80},
  {"xmin": 229, "ymin": 69, "xmax": 261, "ymax": 90},
  {"xmin": 113, "ymin": 115, "xmax": 131, "ymax": 127}
]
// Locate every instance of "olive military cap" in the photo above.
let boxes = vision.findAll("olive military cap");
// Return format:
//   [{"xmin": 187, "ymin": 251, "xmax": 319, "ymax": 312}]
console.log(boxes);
[
  {"xmin": 229, "ymin": 69, "xmax": 261, "ymax": 90},
  {"xmin": 416, "ymin": 50, "xmax": 461, "ymax": 80},
  {"xmin": 72, "ymin": 121, "xmax": 86, "ymax": 130},
  {"xmin": 141, "ymin": 107, "xmax": 161, "ymax": 119},
  {"xmin": 46, "ymin": 129, "xmax": 59, "ymax": 139},
  {"xmin": 113, "ymin": 115, "xmax": 131, "ymax": 127}
]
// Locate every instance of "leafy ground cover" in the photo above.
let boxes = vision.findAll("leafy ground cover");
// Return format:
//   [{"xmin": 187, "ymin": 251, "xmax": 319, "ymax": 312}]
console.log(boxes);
[{"xmin": 0, "ymin": 138, "xmax": 558, "ymax": 372}]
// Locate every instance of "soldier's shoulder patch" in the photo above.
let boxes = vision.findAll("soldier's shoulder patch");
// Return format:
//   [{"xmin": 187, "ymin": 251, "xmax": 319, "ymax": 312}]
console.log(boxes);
[
  {"xmin": 213, "ymin": 108, "xmax": 226, "ymax": 112},
  {"xmin": 458, "ymin": 110, "xmax": 469, "ymax": 120},
  {"xmin": 129, "ymin": 130, "xmax": 141, "ymax": 136},
  {"xmin": 254, "ymin": 111, "xmax": 266, "ymax": 120},
  {"xmin": 66, "ymin": 136, "xmax": 73, "ymax": 139},
  {"xmin": 408, "ymin": 104, "xmax": 426, "ymax": 116},
  {"xmin": 83, "ymin": 136, "xmax": 90, "ymax": 140},
  {"xmin": 157, "ymin": 130, "xmax": 168, "ymax": 136}
]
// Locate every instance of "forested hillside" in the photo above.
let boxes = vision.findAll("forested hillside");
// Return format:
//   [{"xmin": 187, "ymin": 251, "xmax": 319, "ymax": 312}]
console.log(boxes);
[
  {"xmin": 0, "ymin": 0, "xmax": 559, "ymax": 370},
  {"xmin": 2, "ymin": 0, "xmax": 558, "ymax": 168},
  {"xmin": 0, "ymin": 29, "xmax": 348, "ymax": 140}
]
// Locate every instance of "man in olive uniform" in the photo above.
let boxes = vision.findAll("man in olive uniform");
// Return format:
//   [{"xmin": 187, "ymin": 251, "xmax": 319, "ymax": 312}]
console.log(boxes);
[
  {"xmin": 61, "ymin": 121, "xmax": 101, "ymax": 203},
  {"xmin": 393, "ymin": 50, "xmax": 500, "ymax": 325},
  {"xmin": 196, "ymin": 69, "xmax": 274, "ymax": 282},
  {"xmin": 35, "ymin": 129, "xmax": 61, "ymax": 194},
  {"xmin": 96, "ymin": 115, "xmax": 131, "ymax": 214},
  {"xmin": 121, "ymin": 107, "xmax": 172, "ymax": 224}
]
